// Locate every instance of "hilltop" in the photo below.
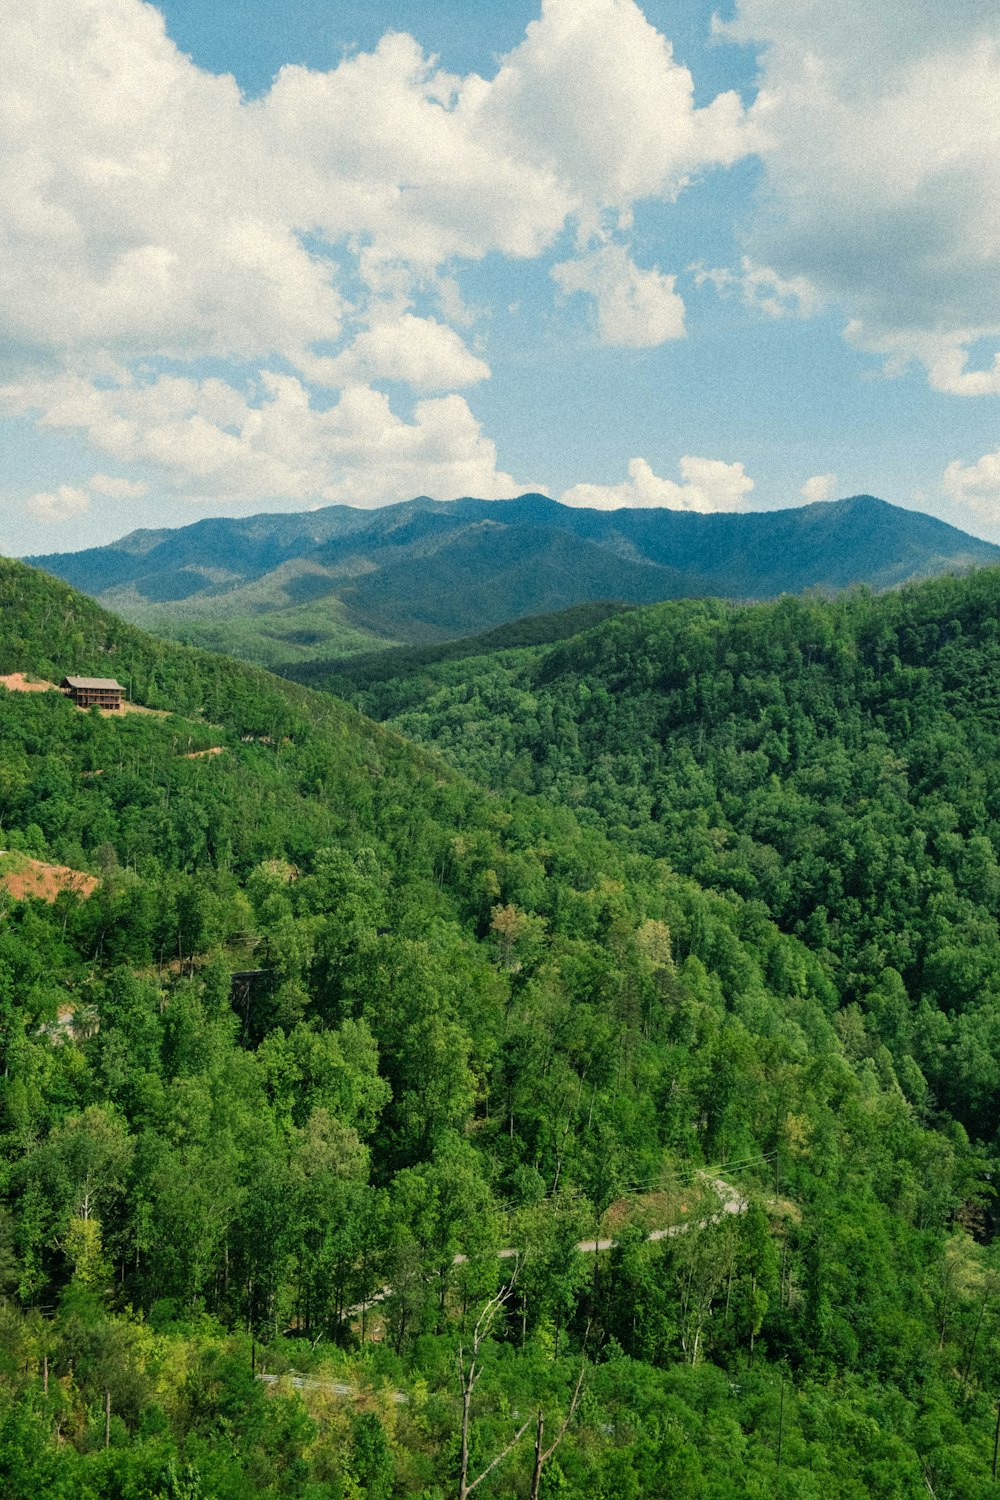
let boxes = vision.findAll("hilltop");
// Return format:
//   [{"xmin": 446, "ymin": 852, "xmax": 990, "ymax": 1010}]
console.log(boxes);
[{"xmin": 29, "ymin": 492, "xmax": 1000, "ymax": 671}]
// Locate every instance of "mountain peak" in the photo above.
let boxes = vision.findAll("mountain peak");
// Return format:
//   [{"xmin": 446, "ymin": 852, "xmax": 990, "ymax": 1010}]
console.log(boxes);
[{"xmin": 27, "ymin": 493, "xmax": 999, "ymax": 671}]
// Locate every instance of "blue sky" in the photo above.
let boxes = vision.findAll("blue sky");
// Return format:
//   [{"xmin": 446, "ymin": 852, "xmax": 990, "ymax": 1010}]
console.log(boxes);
[{"xmin": 3, "ymin": 0, "xmax": 1000, "ymax": 553}]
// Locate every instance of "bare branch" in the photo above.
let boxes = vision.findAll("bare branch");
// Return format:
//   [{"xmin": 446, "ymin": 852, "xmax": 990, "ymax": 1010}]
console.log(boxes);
[
  {"xmin": 530, "ymin": 1325, "xmax": 590, "ymax": 1499},
  {"xmin": 457, "ymin": 1278, "xmax": 521, "ymax": 1500},
  {"xmin": 540, "ymin": 1353, "xmax": 587, "ymax": 1463},
  {"xmin": 465, "ymin": 1419, "xmax": 532, "ymax": 1496}
]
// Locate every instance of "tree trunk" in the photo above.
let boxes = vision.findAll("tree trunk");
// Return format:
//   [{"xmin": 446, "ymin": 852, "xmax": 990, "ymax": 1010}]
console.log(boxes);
[
  {"xmin": 457, "ymin": 1385, "xmax": 473, "ymax": 1500},
  {"xmin": 530, "ymin": 1411, "xmax": 545, "ymax": 1500}
]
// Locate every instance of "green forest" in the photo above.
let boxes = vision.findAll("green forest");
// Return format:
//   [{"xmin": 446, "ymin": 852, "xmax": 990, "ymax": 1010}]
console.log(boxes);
[{"xmin": 0, "ymin": 556, "xmax": 998, "ymax": 1497}]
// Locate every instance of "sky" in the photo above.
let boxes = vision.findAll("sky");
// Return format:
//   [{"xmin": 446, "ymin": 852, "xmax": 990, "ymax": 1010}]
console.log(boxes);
[{"xmin": 3, "ymin": 0, "xmax": 1000, "ymax": 554}]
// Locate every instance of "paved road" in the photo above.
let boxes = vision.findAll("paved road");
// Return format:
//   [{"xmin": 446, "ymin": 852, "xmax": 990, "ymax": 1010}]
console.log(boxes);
[
  {"xmin": 263, "ymin": 1176, "xmax": 750, "ymax": 1400},
  {"xmin": 575, "ymin": 1176, "xmax": 747, "ymax": 1254},
  {"xmin": 258, "ymin": 1372, "xmax": 408, "ymax": 1404}
]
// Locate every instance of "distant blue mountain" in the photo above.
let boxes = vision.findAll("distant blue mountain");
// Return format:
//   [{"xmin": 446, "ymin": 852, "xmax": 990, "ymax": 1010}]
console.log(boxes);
[{"xmin": 29, "ymin": 493, "xmax": 1000, "ymax": 659}]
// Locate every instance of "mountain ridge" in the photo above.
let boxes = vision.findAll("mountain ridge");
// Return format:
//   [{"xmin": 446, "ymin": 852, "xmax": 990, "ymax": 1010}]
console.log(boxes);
[{"xmin": 28, "ymin": 492, "xmax": 1000, "ymax": 670}]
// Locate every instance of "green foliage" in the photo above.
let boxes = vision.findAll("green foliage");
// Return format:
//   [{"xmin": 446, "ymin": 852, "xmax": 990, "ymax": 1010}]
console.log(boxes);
[
  {"xmin": 353, "ymin": 570, "xmax": 1000, "ymax": 1157},
  {"xmin": 0, "ymin": 556, "xmax": 997, "ymax": 1495}
]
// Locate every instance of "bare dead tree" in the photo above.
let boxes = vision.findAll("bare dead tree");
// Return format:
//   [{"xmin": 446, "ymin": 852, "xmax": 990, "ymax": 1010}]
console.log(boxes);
[
  {"xmin": 456, "ymin": 1277, "xmax": 530, "ymax": 1500},
  {"xmin": 529, "ymin": 1334, "xmax": 589, "ymax": 1500}
]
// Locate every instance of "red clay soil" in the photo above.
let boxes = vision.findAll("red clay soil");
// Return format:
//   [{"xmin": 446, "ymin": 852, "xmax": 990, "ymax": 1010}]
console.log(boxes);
[
  {"xmin": 0, "ymin": 672, "xmax": 58, "ymax": 693},
  {"xmin": 0, "ymin": 855, "xmax": 99, "ymax": 903}
]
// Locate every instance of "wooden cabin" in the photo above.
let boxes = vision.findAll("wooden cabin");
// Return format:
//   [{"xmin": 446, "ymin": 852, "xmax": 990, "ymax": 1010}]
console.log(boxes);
[{"xmin": 60, "ymin": 676, "xmax": 125, "ymax": 710}]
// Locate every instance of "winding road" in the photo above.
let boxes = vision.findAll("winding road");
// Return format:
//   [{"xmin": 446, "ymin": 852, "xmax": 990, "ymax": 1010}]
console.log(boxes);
[{"xmin": 260, "ymin": 1175, "xmax": 750, "ymax": 1401}]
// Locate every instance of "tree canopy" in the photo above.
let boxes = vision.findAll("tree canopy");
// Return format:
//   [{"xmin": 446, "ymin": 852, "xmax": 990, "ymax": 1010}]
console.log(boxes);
[{"xmin": 0, "ymin": 557, "xmax": 997, "ymax": 1497}]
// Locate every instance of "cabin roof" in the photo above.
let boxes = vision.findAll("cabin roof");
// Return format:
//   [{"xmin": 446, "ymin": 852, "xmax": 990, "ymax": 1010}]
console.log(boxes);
[{"xmin": 61, "ymin": 677, "xmax": 124, "ymax": 691}]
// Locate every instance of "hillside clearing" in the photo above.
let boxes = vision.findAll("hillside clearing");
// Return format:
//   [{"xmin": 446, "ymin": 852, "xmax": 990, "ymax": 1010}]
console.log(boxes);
[{"xmin": 0, "ymin": 852, "xmax": 99, "ymax": 902}]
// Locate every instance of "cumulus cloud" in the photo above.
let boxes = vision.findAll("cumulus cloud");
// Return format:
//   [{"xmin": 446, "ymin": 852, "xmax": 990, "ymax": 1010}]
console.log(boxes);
[
  {"xmin": 942, "ymin": 447, "xmax": 1000, "ymax": 521},
  {"xmin": 2, "ymin": 0, "xmax": 753, "ymax": 367},
  {"xmin": 561, "ymin": 454, "xmax": 754, "ymax": 511},
  {"xmin": 304, "ymin": 313, "xmax": 490, "ymax": 391},
  {"xmin": 2, "ymin": 372, "xmax": 517, "ymax": 507},
  {"xmin": 23, "ymin": 470, "xmax": 147, "ymax": 527},
  {"xmin": 723, "ymin": 0, "xmax": 1000, "ymax": 392},
  {"xmin": 482, "ymin": 0, "xmax": 752, "ymax": 209},
  {"xmin": 801, "ymin": 473, "xmax": 837, "ymax": 502},
  {"xmin": 1, "ymin": 1, "xmax": 343, "ymax": 368},
  {"xmin": 552, "ymin": 244, "xmax": 686, "ymax": 346},
  {"xmin": 25, "ymin": 485, "xmax": 91, "ymax": 523},
  {"xmin": 1, "ymin": 0, "xmax": 757, "ymax": 512},
  {"xmin": 850, "ymin": 329, "xmax": 1000, "ymax": 397},
  {"xmin": 89, "ymin": 473, "xmax": 148, "ymax": 499}
]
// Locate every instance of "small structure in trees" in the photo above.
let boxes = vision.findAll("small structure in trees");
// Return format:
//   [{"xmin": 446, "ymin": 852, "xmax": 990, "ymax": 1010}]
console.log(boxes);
[{"xmin": 60, "ymin": 676, "xmax": 124, "ymax": 710}]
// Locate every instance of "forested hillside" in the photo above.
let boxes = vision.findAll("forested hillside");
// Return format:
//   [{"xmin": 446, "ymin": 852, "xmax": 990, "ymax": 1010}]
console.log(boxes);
[
  {"xmin": 0, "ymin": 557, "xmax": 998, "ymax": 1497},
  {"xmin": 337, "ymin": 568, "xmax": 1000, "ymax": 1160}
]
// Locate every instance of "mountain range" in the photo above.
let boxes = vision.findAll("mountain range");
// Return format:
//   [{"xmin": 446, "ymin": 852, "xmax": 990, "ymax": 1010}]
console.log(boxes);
[{"xmin": 29, "ymin": 492, "xmax": 1000, "ymax": 671}]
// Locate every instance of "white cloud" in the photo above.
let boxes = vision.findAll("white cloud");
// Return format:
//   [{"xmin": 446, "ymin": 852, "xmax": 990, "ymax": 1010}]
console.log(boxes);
[
  {"xmin": 694, "ymin": 257, "xmax": 822, "ymax": 319},
  {"xmin": 561, "ymin": 454, "xmax": 754, "ymax": 511},
  {"xmin": 2, "ymin": 372, "xmax": 517, "ymax": 507},
  {"xmin": 303, "ymin": 313, "xmax": 490, "ymax": 391},
  {"xmin": 1, "ymin": 0, "xmax": 758, "ymax": 513},
  {"xmin": 552, "ymin": 244, "xmax": 685, "ymax": 346},
  {"xmin": 89, "ymin": 472, "xmax": 148, "ymax": 499},
  {"xmin": 23, "ymin": 469, "xmax": 147, "ymax": 527},
  {"xmin": 481, "ymin": 0, "xmax": 753, "ymax": 210},
  {"xmin": 1, "ymin": 1, "xmax": 344, "ymax": 368},
  {"xmin": 943, "ymin": 447, "xmax": 1000, "ymax": 520},
  {"xmin": 801, "ymin": 472, "xmax": 837, "ymax": 502},
  {"xmin": 25, "ymin": 484, "xmax": 91, "ymax": 523},
  {"xmin": 724, "ymin": 1, "xmax": 1000, "ymax": 392},
  {"xmin": 2, "ymin": 0, "xmax": 753, "ymax": 370},
  {"xmin": 849, "ymin": 328, "xmax": 1000, "ymax": 396}
]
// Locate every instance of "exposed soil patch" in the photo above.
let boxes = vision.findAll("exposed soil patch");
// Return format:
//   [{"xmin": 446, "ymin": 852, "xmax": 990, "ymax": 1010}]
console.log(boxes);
[
  {"xmin": 0, "ymin": 853, "xmax": 99, "ymax": 903},
  {"xmin": 182, "ymin": 746, "xmax": 225, "ymax": 758},
  {"xmin": 0, "ymin": 672, "xmax": 58, "ymax": 693},
  {"xmin": 112, "ymin": 702, "xmax": 169, "ymax": 717},
  {"xmin": 600, "ymin": 1182, "xmax": 717, "ymax": 1236}
]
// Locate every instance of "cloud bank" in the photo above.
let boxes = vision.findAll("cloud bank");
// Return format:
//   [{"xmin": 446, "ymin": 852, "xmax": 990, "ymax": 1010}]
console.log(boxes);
[
  {"xmin": 723, "ymin": 0, "xmax": 1000, "ymax": 393},
  {"xmin": 1, "ymin": 0, "xmax": 754, "ymax": 515},
  {"xmin": 562, "ymin": 455, "xmax": 754, "ymax": 512}
]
